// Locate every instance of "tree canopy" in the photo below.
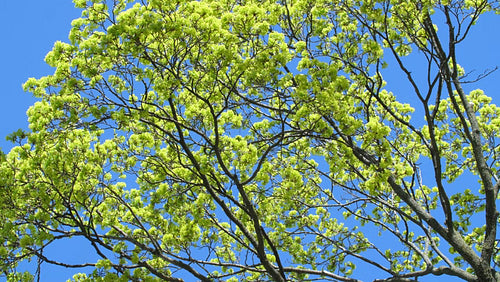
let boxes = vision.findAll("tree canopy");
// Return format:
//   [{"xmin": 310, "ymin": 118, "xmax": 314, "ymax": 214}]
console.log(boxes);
[{"xmin": 1, "ymin": 0, "xmax": 500, "ymax": 281}]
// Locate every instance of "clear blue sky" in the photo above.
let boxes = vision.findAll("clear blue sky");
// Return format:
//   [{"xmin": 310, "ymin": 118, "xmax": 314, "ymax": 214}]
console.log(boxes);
[
  {"xmin": 0, "ymin": 1, "xmax": 81, "ymax": 152},
  {"xmin": 0, "ymin": 1, "xmax": 499, "ymax": 282}
]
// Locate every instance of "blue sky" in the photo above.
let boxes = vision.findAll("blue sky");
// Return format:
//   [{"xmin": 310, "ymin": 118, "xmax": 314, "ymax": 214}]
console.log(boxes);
[
  {"xmin": 0, "ymin": 1, "xmax": 499, "ymax": 282},
  {"xmin": 0, "ymin": 1, "xmax": 81, "ymax": 152}
]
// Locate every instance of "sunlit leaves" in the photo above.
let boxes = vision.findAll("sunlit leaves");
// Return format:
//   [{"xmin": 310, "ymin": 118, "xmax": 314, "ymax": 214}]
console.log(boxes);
[{"xmin": 2, "ymin": 0, "xmax": 500, "ymax": 281}]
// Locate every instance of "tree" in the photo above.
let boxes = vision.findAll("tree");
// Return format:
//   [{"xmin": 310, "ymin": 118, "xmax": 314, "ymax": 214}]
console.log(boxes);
[{"xmin": 1, "ymin": 0, "xmax": 500, "ymax": 280}]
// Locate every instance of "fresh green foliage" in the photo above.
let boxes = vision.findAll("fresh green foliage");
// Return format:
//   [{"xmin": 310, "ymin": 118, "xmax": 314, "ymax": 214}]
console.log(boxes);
[{"xmin": 1, "ymin": 0, "xmax": 500, "ymax": 281}]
